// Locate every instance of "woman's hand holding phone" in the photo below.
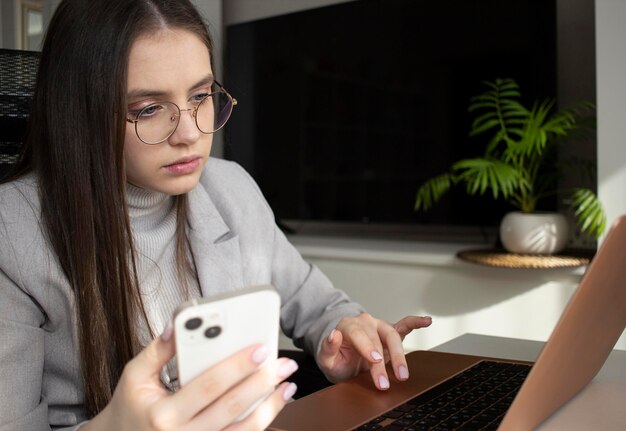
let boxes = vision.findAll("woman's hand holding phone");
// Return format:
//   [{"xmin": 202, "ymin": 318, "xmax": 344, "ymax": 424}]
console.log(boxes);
[
  {"xmin": 83, "ymin": 286, "xmax": 297, "ymax": 431},
  {"xmin": 83, "ymin": 325, "xmax": 298, "ymax": 431}
]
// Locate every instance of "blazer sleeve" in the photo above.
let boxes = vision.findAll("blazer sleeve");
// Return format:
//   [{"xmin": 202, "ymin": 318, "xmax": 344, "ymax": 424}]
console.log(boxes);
[
  {"xmin": 224, "ymin": 161, "xmax": 367, "ymax": 357},
  {"xmin": 0, "ymin": 181, "xmax": 85, "ymax": 431},
  {"xmin": 271, "ymin": 226, "xmax": 366, "ymax": 356},
  {"xmin": 0, "ymin": 268, "xmax": 49, "ymax": 430}
]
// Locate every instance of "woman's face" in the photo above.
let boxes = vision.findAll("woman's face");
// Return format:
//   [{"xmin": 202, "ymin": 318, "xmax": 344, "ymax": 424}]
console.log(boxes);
[{"xmin": 124, "ymin": 29, "xmax": 214, "ymax": 195}]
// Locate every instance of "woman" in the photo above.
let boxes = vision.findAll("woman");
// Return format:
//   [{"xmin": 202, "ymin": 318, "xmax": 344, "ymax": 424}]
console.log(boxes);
[{"xmin": 0, "ymin": 0, "xmax": 431, "ymax": 430}]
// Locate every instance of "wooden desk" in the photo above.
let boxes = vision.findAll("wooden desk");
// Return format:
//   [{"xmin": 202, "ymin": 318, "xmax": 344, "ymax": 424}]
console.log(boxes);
[{"xmin": 431, "ymin": 333, "xmax": 626, "ymax": 430}]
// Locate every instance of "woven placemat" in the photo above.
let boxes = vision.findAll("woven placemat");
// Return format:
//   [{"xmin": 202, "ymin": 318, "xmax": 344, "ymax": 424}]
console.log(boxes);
[{"xmin": 456, "ymin": 248, "xmax": 592, "ymax": 269}]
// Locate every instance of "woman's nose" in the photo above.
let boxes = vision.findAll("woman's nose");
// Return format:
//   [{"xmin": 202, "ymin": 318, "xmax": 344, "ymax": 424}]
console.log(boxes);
[{"xmin": 168, "ymin": 108, "xmax": 201, "ymax": 145}]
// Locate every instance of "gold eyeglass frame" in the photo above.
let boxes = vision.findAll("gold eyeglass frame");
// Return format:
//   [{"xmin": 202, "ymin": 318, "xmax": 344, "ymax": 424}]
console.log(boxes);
[{"xmin": 126, "ymin": 80, "xmax": 237, "ymax": 145}]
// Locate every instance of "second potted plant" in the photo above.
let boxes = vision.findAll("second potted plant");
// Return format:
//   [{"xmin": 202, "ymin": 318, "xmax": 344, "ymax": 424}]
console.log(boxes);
[{"xmin": 415, "ymin": 78, "xmax": 605, "ymax": 254}]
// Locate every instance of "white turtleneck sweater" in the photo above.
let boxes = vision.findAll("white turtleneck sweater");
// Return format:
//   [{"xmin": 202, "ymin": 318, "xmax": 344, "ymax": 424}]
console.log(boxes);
[{"xmin": 126, "ymin": 184, "xmax": 201, "ymax": 348}]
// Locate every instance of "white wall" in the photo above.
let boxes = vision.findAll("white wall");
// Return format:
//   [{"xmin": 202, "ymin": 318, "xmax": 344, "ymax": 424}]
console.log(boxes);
[
  {"xmin": 0, "ymin": 0, "xmax": 17, "ymax": 49},
  {"xmin": 41, "ymin": 0, "xmax": 61, "ymax": 39},
  {"xmin": 0, "ymin": 1, "xmax": 3, "ymax": 47},
  {"xmin": 596, "ymin": 0, "xmax": 626, "ymax": 235},
  {"xmin": 223, "ymin": 0, "xmax": 356, "ymax": 26},
  {"xmin": 283, "ymin": 236, "xmax": 626, "ymax": 352}
]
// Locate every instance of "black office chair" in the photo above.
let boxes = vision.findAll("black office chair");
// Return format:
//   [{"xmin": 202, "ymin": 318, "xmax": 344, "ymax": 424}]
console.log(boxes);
[{"xmin": 0, "ymin": 48, "xmax": 40, "ymax": 180}]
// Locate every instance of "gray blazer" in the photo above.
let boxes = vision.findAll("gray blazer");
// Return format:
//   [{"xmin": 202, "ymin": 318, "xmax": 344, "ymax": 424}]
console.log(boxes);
[{"xmin": 0, "ymin": 158, "xmax": 364, "ymax": 430}]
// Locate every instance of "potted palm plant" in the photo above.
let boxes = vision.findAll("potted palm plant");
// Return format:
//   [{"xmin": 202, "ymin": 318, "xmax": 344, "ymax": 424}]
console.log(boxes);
[{"xmin": 415, "ymin": 78, "xmax": 605, "ymax": 254}]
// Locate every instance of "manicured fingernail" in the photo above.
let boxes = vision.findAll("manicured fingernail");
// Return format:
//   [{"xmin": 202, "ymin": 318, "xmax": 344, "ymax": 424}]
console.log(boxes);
[
  {"xmin": 278, "ymin": 359, "xmax": 299, "ymax": 379},
  {"xmin": 370, "ymin": 351, "xmax": 383, "ymax": 361},
  {"xmin": 398, "ymin": 365, "xmax": 409, "ymax": 380},
  {"xmin": 327, "ymin": 329, "xmax": 336, "ymax": 343},
  {"xmin": 160, "ymin": 320, "xmax": 173, "ymax": 342},
  {"xmin": 282, "ymin": 382, "xmax": 298, "ymax": 401},
  {"xmin": 252, "ymin": 345, "xmax": 269, "ymax": 364},
  {"xmin": 378, "ymin": 375, "xmax": 390, "ymax": 390}
]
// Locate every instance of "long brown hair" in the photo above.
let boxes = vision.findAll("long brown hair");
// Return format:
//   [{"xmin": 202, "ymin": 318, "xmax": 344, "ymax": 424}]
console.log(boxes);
[{"xmin": 12, "ymin": 0, "xmax": 213, "ymax": 417}]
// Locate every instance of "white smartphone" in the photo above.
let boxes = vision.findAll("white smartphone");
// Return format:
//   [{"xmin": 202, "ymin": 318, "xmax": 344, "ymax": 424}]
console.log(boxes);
[{"xmin": 174, "ymin": 284, "xmax": 281, "ymax": 387}]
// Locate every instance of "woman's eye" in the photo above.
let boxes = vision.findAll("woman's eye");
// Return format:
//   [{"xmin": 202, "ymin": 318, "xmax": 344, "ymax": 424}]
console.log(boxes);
[
  {"xmin": 139, "ymin": 104, "xmax": 165, "ymax": 118},
  {"xmin": 191, "ymin": 93, "xmax": 210, "ymax": 103}
]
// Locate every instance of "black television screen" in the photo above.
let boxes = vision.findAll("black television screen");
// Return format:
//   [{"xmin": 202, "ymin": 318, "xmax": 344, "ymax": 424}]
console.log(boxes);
[{"xmin": 224, "ymin": 0, "xmax": 557, "ymax": 241}]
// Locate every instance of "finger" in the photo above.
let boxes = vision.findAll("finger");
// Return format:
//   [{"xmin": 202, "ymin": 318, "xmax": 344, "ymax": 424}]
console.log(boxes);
[
  {"xmin": 336, "ymin": 324, "xmax": 389, "ymax": 390},
  {"xmin": 318, "ymin": 329, "xmax": 364, "ymax": 382},
  {"xmin": 359, "ymin": 323, "xmax": 393, "ymax": 390},
  {"xmin": 224, "ymin": 382, "xmax": 297, "ymax": 431},
  {"xmin": 124, "ymin": 320, "xmax": 176, "ymax": 384},
  {"xmin": 393, "ymin": 316, "xmax": 432, "ymax": 339},
  {"xmin": 316, "ymin": 329, "xmax": 343, "ymax": 369},
  {"xmin": 340, "ymin": 326, "xmax": 386, "ymax": 366},
  {"xmin": 190, "ymin": 357, "xmax": 299, "ymax": 430},
  {"xmin": 377, "ymin": 323, "xmax": 410, "ymax": 382},
  {"xmin": 163, "ymin": 343, "xmax": 272, "ymax": 423}
]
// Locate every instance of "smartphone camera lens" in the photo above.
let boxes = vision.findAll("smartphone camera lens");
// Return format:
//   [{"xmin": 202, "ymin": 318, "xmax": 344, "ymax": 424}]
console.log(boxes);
[
  {"xmin": 185, "ymin": 317, "xmax": 202, "ymax": 330},
  {"xmin": 205, "ymin": 325, "xmax": 222, "ymax": 338}
]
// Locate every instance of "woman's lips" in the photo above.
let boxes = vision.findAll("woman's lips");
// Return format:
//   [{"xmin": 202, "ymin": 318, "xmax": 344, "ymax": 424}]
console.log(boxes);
[{"xmin": 164, "ymin": 157, "xmax": 201, "ymax": 175}]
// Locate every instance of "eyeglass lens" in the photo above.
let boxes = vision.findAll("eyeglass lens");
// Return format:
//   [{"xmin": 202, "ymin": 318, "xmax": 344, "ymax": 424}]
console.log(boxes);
[{"xmin": 135, "ymin": 90, "xmax": 233, "ymax": 144}]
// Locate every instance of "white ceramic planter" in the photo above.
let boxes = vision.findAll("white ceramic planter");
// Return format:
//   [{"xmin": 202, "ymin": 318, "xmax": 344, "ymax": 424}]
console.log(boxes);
[{"xmin": 499, "ymin": 211, "xmax": 569, "ymax": 255}]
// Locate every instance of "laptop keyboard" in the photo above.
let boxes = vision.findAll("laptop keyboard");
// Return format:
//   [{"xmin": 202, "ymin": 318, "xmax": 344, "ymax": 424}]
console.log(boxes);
[{"xmin": 353, "ymin": 360, "xmax": 532, "ymax": 431}]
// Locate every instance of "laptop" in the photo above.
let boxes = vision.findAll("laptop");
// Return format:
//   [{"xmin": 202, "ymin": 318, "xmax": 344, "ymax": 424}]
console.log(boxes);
[{"xmin": 269, "ymin": 215, "xmax": 626, "ymax": 431}]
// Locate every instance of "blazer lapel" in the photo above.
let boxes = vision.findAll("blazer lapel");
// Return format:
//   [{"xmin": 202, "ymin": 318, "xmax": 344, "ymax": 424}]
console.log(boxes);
[{"xmin": 187, "ymin": 185, "xmax": 244, "ymax": 297}]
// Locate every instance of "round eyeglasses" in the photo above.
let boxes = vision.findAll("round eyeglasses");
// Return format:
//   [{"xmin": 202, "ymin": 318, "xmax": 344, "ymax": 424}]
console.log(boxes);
[{"xmin": 126, "ymin": 81, "xmax": 237, "ymax": 145}]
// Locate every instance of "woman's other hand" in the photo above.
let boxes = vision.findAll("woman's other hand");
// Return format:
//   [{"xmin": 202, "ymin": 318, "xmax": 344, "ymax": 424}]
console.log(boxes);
[
  {"xmin": 317, "ymin": 314, "xmax": 432, "ymax": 390},
  {"xmin": 83, "ymin": 323, "xmax": 298, "ymax": 430}
]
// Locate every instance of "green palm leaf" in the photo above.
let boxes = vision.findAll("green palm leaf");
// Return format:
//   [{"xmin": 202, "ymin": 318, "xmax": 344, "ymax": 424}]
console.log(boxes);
[
  {"xmin": 414, "ymin": 173, "xmax": 454, "ymax": 211},
  {"xmin": 414, "ymin": 78, "xmax": 604, "ymax": 238},
  {"xmin": 571, "ymin": 188, "xmax": 606, "ymax": 239},
  {"xmin": 452, "ymin": 158, "xmax": 522, "ymax": 199}
]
